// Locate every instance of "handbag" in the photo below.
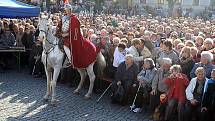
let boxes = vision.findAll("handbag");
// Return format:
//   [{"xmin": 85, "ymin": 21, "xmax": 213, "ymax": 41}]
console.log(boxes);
[{"xmin": 112, "ymin": 85, "xmax": 125, "ymax": 103}]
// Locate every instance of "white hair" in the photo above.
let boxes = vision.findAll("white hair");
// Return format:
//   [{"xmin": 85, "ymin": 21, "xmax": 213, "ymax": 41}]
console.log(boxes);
[
  {"xmin": 201, "ymin": 51, "xmax": 214, "ymax": 62},
  {"xmin": 125, "ymin": 54, "xmax": 134, "ymax": 61},
  {"xmin": 88, "ymin": 29, "xmax": 94, "ymax": 33},
  {"xmin": 204, "ymin": 38, "xmax": 213, "ymax": 44},
  {"xmin": 113, "ymin": 37, "xmax": 120, "ymax": 43},
  {"xmin": 162, "ymin": 58, "xmax": 172, "ymax": 65}
]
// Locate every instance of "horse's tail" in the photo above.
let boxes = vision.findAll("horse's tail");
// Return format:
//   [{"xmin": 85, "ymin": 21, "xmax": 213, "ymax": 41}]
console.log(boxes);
[{"xmin": 96, "ymin": 52, "xmax": 106, "ymax": 77}]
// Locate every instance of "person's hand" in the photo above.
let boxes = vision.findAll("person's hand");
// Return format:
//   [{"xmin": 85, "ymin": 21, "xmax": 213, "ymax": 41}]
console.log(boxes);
[
  {"xmin": 137, "ymin": 76, "xmax": 142, "ymax": 81},
  {"xmin": 62, "ymin": 33, "xmax": 69, "ymax": 37},
  {"xmin": 139, "ymin": 80, "xmax": 144, "ymax": 84},
  {"xmin": 169, "ymin": 73, "xmax": 175, "ymax": 78},
  {"xmin": 34, "ymin": 55, "xmax": 41, "ymax": 60},
  {"xmin": 117, "ymin": 81, "xmax": 121, "ymax": 86},
  {"xmin": 190, "ymin": 99, "xmax": 198, "ymax": 105},
  {"xmin": 132, "ymin": 84, "xmax": 136, "ymax": 87},
  {"xmin": 201, "ymin": 107, "xmax": 207, "ymax": 112},
  {"xmin": 151, "ymin": 89, "xmax": 157, "ymax": 95}
]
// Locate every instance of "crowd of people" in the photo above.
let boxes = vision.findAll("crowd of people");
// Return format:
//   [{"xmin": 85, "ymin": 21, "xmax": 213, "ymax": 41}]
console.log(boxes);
[{"xmin": 0, "ymin": 7, "xmax": 215, "ymax": 121}]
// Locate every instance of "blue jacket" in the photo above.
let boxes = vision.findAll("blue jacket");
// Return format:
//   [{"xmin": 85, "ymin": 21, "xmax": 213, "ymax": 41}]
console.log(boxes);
[{"xmin": 202, "ymin": 79, "xmax": 215, "ymax": 108}]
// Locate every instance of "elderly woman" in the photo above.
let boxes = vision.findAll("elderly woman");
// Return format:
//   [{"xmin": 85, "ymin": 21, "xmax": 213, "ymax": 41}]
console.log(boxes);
[
  {"xmin": 179, "ymin": 47, "xmax": 195, "ymax": 80},
  {"xmin": 164, "ymin": 65, "xmax": 189, "ymax": 121},
  {"xmin": 131, "ymin": 58, "xmax": 157, "ymax": 113},
  {"xmin": 185, "ymin": 67, "xmax": 208, "ymax": 121},
  {"xmin": 190, "ymin": 51, "xmax": 215, "ymax": 79},
  {"xmin": 150, "ymin": 58, "xmax": 172, "ymax": 113},
  {"xmin": 201, "ymin": 38, "xmax": 214, "ymax": 51},
  {"xmin": 157, "ymin": 40, "xmax": 179, "ymax": 67},
  {"xmin": 111, "ymin": 54, "xmax": 139, "ymax": 105}
]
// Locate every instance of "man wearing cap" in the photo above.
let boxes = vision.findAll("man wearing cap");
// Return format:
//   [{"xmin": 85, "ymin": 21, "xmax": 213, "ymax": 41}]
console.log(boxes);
[{"xmin": 56, "ymin": 3, "xmax": 98, "ymax": 69}]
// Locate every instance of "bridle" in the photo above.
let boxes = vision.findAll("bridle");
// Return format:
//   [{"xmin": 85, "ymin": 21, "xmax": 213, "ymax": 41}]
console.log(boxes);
[
  {"xmin": 39, "ymin": 26, "xmax": 59, "ymax": 68},
  {"xmin": 39, "ymin": 28, "xmax": 58, "ymax": 46}
]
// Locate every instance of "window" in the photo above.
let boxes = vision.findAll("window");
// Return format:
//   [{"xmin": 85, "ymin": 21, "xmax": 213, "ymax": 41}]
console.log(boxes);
[
  {"xmin": 176, "ymin": 0, "xmax": 182, "ymax": 4},
  {"xmin": 212, "ymin": 0, "xmax": 215, "ymax": 6},
  {"xmin": 193, "ymin": 0, "xmax": 199, "ymax": 6},
  {"xmin": 140, "ymin": 0, "xmax": 146, "ymax": 4},
  {"xmin": 158, "ymin": 0, "xmax": 164, "ymax": 4}
]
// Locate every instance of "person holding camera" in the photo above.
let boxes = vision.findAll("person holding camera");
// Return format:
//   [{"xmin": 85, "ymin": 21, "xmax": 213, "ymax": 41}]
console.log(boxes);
[
  {"xmin": 164, "ymin": 65, "xmax": 189, "ymax": 121},
  {"xmin": 185, "ymin": 67, "xmax": 208, "ymax": 121}
]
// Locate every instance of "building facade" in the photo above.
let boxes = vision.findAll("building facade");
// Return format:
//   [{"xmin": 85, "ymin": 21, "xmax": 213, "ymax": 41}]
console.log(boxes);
[{"xmin": 132, "ymin": 0, "xmax": 213, "ymax": 11}]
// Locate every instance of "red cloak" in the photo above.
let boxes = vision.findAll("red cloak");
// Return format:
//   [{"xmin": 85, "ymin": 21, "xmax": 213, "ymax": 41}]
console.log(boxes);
[{"xmin": 64, "ymin": 15, "xmax": 98, "ymax": 68}]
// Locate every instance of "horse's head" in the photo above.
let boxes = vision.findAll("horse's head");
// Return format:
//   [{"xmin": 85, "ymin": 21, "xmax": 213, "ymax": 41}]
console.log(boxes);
[{"xmin": 38, "ymin": 13, "xmax": 53, "ymax": 41}]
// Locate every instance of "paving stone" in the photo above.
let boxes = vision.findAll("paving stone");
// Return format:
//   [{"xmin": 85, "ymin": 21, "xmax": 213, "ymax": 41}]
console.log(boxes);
[{"xmin": 0, "ymin": 71, "xmax": 151, "ymax": 121}]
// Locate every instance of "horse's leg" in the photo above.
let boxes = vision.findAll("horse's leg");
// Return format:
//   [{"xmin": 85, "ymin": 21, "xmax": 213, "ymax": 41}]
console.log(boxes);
[
  {"xmin": 50, "ymin": 66, "xmax": 61, "ymax": 106},
  {"xmin": 85, "ymin": 62, "xmax": 95, "ymax": 99},
  {"xmin": 74, "ymin": 69, "xmax": 87, "ymax": 94},
  {"xmin": 43, "ymin": 67, "xmax": 52, "ymax": 101}
]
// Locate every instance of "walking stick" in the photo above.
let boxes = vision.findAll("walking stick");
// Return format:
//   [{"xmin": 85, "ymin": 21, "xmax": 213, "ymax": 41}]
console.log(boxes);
[
  {"xmin": 130, "ymin": 83, "xmax": 141, "ymax": 111},
  {"xmin": 96, "ymin": 83, "xmax": 112, "ymax": 103},
  {"xmin": 32, "ymin": 55, "xmax": 40, "ymax": 75}
]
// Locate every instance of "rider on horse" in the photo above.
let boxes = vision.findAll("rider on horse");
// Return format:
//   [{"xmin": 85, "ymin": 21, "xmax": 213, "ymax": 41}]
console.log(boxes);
[{"xmin": 56, "ymin": 3, "xmax": 98, "ymax": 69}]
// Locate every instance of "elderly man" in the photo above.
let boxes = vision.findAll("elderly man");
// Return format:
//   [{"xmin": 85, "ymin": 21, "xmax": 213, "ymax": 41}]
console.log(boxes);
[
  {"xmin": 185, "ymin": 67, "xmax": 208, "ymax": 121},
  {"xmin": 111, "ymin": 54, "xmax": 139, "ymax": 105},
  {"xmin": 190, "ymin": 51, "xmax": 215, "ymax": 79},
  {"xmin": 150, "ymin": 58, "xmax": 172, "ymax": 114}
]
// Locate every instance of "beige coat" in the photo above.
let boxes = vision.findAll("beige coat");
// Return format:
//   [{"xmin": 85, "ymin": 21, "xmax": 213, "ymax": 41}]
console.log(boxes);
[{"xmin": 141, "ymin": 45, "xmax": 152, "ymax": 59}]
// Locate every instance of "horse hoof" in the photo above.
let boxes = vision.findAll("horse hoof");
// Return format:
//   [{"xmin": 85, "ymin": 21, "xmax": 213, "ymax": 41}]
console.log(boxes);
[
  {"xmin": 43, "ymin": 98, "xmax": 49, "ymax": 102},
  {"xmin": 74, "ymin": 90, "xmax": 80, "ymax": 95},
  {"xmin": 51, "ymin": 99, "xmax": 59, "ymax": 106},
  {"xmin": 84, "ymin": 95, "xmax": 91, "ymax": 100}
]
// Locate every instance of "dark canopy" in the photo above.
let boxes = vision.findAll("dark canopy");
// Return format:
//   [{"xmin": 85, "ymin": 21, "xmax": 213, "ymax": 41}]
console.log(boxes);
[{"xmin": 0, "ymin": 0, "xmax": 40, "ymax": 18}]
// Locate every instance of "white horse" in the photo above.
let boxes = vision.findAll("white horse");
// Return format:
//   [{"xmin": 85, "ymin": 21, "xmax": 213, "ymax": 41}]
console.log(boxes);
[{"xmin": 38, "ymin": 14, "xmax": 106, "ymax": 105}]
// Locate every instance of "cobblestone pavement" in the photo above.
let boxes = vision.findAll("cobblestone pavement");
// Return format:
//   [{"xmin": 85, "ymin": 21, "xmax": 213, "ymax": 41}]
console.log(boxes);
[{"xmin": 0, "ymin": 70, "xmax": 152, "ymax": 121}]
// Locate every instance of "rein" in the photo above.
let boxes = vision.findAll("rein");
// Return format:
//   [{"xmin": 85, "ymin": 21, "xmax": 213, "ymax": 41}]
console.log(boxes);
[{"xmin": 39, "ymin": 29, "xmax": 59, "ymax": 68}]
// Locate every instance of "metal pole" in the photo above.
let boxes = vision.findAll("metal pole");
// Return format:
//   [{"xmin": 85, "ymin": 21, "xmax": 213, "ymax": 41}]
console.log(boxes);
[
  {"xmin": 96, "ymin": 83, "xmax": 113, "ymax": 103},
  {"xmin": 130, "ymin": 83, "xmax": 141, "ymax": 110}
]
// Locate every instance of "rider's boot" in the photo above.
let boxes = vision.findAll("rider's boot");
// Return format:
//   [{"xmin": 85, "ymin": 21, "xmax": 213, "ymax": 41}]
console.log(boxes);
[{"xmin": 63, "ymin": 45, "xmax": 71, "ymax": 67}]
